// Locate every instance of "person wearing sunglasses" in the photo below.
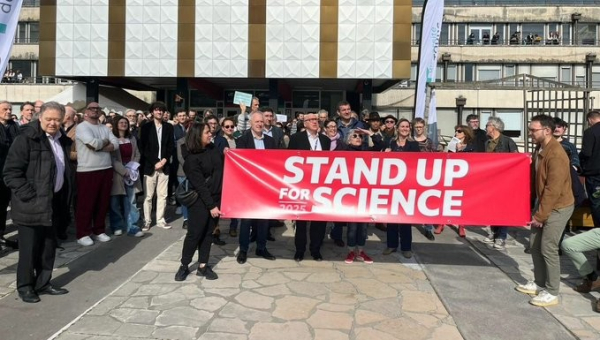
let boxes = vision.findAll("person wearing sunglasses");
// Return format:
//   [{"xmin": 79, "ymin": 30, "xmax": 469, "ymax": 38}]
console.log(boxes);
[
  {"xmin": 381, "ymin": 115, "xmax": 398, "ymax": 147},
  {"xmin": 435, "ymin": 124, "xmax": 475, "ymax": 237},
  {"xmin": 383, "ymin": 118, "xmax": 419, "ymax": 259}
]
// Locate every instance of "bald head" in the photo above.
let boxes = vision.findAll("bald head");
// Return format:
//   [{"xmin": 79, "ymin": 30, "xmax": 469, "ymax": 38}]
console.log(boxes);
[{"xmin": 63, "ymin": 106, "xmax": 76, "ymax": 126}]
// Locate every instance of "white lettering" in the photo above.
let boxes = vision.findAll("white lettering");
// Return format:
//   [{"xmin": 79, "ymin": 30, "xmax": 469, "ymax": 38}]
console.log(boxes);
[
  {"xmin": 390, "ymin": 189, "xmax": 416, "ymax": 216},
  {"xmin": 370, "ymin": 189, "xmax": 389, "ymax": 215},
  {"xmin": 283, "ymin": 156, "xmax": 304, "ymax": 184},
  {"xmin": 324, "ymin": 157, "xmax": 350, "ymax": 184},
  {"xmin": 278, "ymin": 188, "xmax": 289, "ymax": 199},
  {"xmin": 353, "ymin": 158, "xmax": 379, "ymax": 185},
  {"xmin": 442, "ymin": 190, "xmax": 463, "ymax": 216},
  {"xmin": 381, "ymin": 159, "xmax": 407, "ymax": 185},
  {"xmin": 444, "ymin": 159, "xmax": 469, "ymax": 186},
  {"xmin": 417, "ymin": 190, "xmax": 442, "ymax": 216},
  {"xmin": 416, "ymin": 159, "xmax": 443, "ymax": 187},
  {"xmin": 306, "ymin": 157, "xmax": 329, "ymax": 183}
]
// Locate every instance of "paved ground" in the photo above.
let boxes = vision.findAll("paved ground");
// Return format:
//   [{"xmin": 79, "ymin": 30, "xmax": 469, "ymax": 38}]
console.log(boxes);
[{"xmin": 1, "ymin": 217, "xmax": 600, "ymax": 340}]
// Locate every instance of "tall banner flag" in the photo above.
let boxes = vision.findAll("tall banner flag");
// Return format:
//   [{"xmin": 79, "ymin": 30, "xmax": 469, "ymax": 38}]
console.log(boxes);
[
  {"xmin": 0, "ymin": 0, "xmax": 23, "ymax": 82},
  {"xmin": 428, "ymin": 89, "xmax": 439, "ymax": 149},
  {"xmin": 414, "ymin": 0, "xmax": 445, "ymax": 119}
]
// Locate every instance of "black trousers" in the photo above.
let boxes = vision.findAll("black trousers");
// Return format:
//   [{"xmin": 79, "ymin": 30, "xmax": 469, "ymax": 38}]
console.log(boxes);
[
  {"xmin": 294, "ymin": 220, "xmax": 327, "ymax": 255},
  {"xmin": 0, "ymin": 180, "xmax": 11, "ymax": 237},
  {"xmin": 180, "ymin": 199, "xmax": 220, "ymax": 266},
  {"xmin": 16, "ymin": 188, "xmax": 65, "ymax": 293}
]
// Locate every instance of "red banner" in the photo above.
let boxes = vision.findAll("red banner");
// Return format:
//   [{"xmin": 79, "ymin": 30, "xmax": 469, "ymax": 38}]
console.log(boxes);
[{"xmin": 222, "ymin": 150, "xmax": 531, "ymax": 226}]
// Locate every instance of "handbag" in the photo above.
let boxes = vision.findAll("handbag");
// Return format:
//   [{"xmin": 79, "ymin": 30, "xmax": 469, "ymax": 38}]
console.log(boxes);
[{"xmin": 175, "ymin": 179, "xmax": 198, "ymax": 207}]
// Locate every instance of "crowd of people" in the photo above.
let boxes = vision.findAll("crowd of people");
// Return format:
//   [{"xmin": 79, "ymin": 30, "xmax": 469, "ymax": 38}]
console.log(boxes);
[{"xmin": 1, "ymin": 98, "xmax": 600, "ymax": 311}]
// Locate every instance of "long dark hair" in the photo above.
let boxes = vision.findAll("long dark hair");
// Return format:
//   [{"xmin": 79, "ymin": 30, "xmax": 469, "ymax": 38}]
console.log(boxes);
[
  {"xmin": 112, "ymin": 116, "xmax": 131, "ymax": 138},
  {"xmin": 185, "ymin": 122, "xmax": 208, "ymax": 153}
]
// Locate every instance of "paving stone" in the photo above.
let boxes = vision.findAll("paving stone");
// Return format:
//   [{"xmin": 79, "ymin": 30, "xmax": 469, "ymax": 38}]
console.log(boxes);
[
  {"xmin": 112, "ymin": 282, "xmax": 143, "ymax": 297},
  {"xmin": 121, "ymin": 296, "xmax": 151, "ymax": 309},
  {"xmin": 208, "ymin": 318, "xmax": 249, "ymax": 334},
  {"xmin": 176, "ymin": 284, "xmax": 206, "ymax": 298},
  {"xmin": 201, "ymin": 274, "xmax": 242, "ymax": 289},
  {"xmin": 254, "ymin": 284, "xmax": 292, "ymax": 297},
  {"xmin": 306, "ymin": 272, "xmax": 341, "ymax": 283},
  {"xmin": 53, "ymin": 332, "xmax": 89, "ymax": 340},
  {"xmin": 326, "ymin": 282, "xmax": 359, "ymax": 294},
  {"xmin": 149, "ymin": 272, "xmax": 181, "ymax": 284},
  {"xmin": 130, "ymin": 271, "xmax": 161, "ymax": 284},
  {"xmin": 314, "ymin": 329, "xmax": 350, "ymax": 340},
  {"xmin": 255, "ymin": 272, "xmax": 290, "ymax": 286},
  {"xmin": 317, "ymin": 303, "xmax": 355, "ymax": 312},
  {"xmin": 150, "ymin": 292, "xmax": 188, "ymax": 308},
  {"xmin": 287, "ymin": 281, "xmax": 329, "ymax": 296},
  {"xmin": 354, "ymin": 328, "xmax": 401, "ymax": 340},
  {"xmin": 132, "ymin": 284, "xmax": 178, "ymax": 297},
  {"xmin": 429, "ymin": 324, "xmax": 464, "ymax": 340},
  {"xmin": 272, "ymin": 296, "xmax": 320, "ymax": 320},
  {"xmin": 152, "ymin": 326, "xmax": 198, "ymax": 340},
  {"xmin": 219, "ymin": 302, "xmax": 273, "ymax": 322},
  {"xmin": 354, "ymin": 310, "xmax": 390, "ymax": 325},
  {"xmin": 204, "ymin": 288, "xmax": 241, "ymax": 297},
  {"xmin": 554, "ymin": 314, "xmax": 586, "ymax": 330},
  {"xmin": 582, "ymin": 316, "xmax": 600, "ymax": 332},
  {"xmin": 375, "ymin": 317, "xmax": 431, "ymax": 340},
  {"xmin": 197, "ymin": 333, "xmax": 248, "ymax": 340},
  {"xmin": 68, "ymin": 316, "xmax": 122, "ymax": 335},
  {"xmin": 234, "ymin": 291, "xmax": 275, "ymax": 310},
  {"xmin": 334, "ymin": 266, "xmax": 374, "ymax": 279},
  {"xmin": 401, "ymin": 291, "xmax": 438, "ymax": 313},
  {"xmin": 249, "ymin": 322, "xmax": 312, "ymax": 340},
  {"xmin": 307, "ymin": 310, "xmax": 353, "ymax": 330},
  {"xmin": 114, "ymin": 323, "xmax": 156, "ymax": 338},
  {"xmin": 360, "ymin": 299, "xmax": 404, "ymax": 318},
  {"xmin": 242, "ymin": 280, "xmax": 262, "ymax": 289},
  {"xmin": 87, "ymin": 296, "xmax": 128, "ymax": 316},
  {"xmin": 347, "ymin": 278, "xmax": 398, "ymax": 299},
  {"xmin": 109, "ymin": 308, "xmax": 160, "ymax": 325},
  {"xmin": 282, "ymin": 272, "xmax": 311, "ymax": 281},
  {"xmin": 405, "ymin": 312, "xmax": 441, "ymax": 328},
  {"xmin": 190, "ymin": 296, "xmax": 229, "ymax": 312},
  {"xmin": 328, "ymin": 292, "xmax": 366, "ymax": 305},
  {"xmin": 143, "ymin": 259, "xmax": 182, "ymax": 273},
  {"xmin": 155, "ymin": 306, "xmax": 213, "ymax": 327}
]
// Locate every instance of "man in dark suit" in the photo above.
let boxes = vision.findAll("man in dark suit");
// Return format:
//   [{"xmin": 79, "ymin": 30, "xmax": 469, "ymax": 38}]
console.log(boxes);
[
  {"xmin": 4, "ymin": 102, "xmax": 72, "ymax": 303},
  {"xmin": 288, "ymin": 113, "xmax": 331, "ymax": 262},
  {"xmin": 466, "ymin": 114, "xmax": 488, "ymax": 152},
  {"xmin": 139, "ymin": 101, "xmax": 174, "ymax": 230},
  {"xmin": 262, "ymin": 107, "xmax": 284, "ymax": 148},
  {"xmin": 235, "ymin": 111, "xmax": 277, "ymax": 264}
]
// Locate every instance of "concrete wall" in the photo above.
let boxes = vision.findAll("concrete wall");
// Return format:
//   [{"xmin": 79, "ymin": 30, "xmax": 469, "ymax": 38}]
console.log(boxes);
[
  {"xmin": 412, "ymin": 6, "xmax": 600, "ymax": 23},
  {"xmin": 0, "ymin": 84, "xmax": 70, "ymax": 103}
]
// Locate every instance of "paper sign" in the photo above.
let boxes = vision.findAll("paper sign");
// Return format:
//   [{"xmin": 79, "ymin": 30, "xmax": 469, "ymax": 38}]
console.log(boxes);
[
  {"xmin": 276, "ymin": 114, "xmax": 288, "ymax": 123},
  {"xmin": 447, "ymin": 137, "xmax": 461, "ymax": 152},
  {"xmin": 233, "ymin": 91, "xmax": 253, "ymax": 106}
]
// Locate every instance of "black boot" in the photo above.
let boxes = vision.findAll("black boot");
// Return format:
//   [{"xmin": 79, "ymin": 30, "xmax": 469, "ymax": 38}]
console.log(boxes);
[{"xmin": 212, "ymin": 235, "xmax": 226, "ymax": 246}]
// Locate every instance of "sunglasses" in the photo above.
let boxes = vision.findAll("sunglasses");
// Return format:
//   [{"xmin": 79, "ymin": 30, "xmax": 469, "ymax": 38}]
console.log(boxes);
[
  {"xmin": 350, "ymin": 134, "xmax": 362, "ymax": 138},
  {"xmin": 385, "ymin": 120, "xmax": 395, "ymax": 123},
  {"xmin": 455, "ymin": 129, "xmax": 463, "ymax": 133},
  {"xmin": 223, "ymin": 125, "xmax": 234, "ymax": 129}
]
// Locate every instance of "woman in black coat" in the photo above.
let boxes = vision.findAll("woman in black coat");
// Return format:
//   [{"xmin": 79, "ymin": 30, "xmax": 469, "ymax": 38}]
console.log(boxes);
[{"xmin": 175, "ymin": 122, "xmax": 224, "ymax": 282}]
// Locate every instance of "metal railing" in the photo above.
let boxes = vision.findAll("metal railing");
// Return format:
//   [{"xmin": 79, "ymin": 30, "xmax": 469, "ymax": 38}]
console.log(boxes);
[
  {"xmin": 13, "ymin": 38, "xmax": 39, "ymax": 45},
  {"xmin": 22, "ymin": 0, "xmax": 40, "ymax": 7},
  {"xmin": 413, "ymin": 0, "xmax": 600, "ymax": 6},
  {"xmin": 412, "ymin": 38, "xmax": 599, "ymax": 46}
]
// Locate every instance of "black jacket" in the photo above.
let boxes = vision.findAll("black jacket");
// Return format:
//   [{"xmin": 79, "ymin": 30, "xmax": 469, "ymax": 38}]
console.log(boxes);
[
  {"xmin": 473, "ymin": 128, "xmax": 488, "ymax": 152},
  {"xmin": 235, "ymin": 130, "xmax": 277, "ymax": 150},
  {"xmin": 182, "ymin": 143, "xmax": 224, "ymax": 210},
  {"xmin": 3, "ymin": 121, "xmax": 73, "ymax": 227},
  {"xmin": 486, "ymin": 134, "xmax": 518, "ymax": 153},
  {"xmin": 139, "ymin": 121, "xmax": 174, "ymax": 176},
  {"xmin": 0, "ymin": 119, "xmax": 20, "ymax": 177},
  {"xmin": 288, "ymin": 131, "xmax": 331, "ymax": 151},
  {"xmin": 388, "ymin": 139, "xmax": 421, "ymax": 152},
  {"xmin": 580, "ymin": 122, "xmax": 600, "ymax": 176}
]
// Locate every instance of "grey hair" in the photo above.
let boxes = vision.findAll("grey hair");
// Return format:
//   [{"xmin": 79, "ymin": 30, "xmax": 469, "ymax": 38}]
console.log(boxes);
[
  {"xmin": 40, "ymin": 101, "xmax": 66, "ymax": 118},
  {"xmin": 487, "ymin": 117, "xmax": 504, "ymax": 132},
  {"xmin": 249, "ymin": 111, "xmax": 264, "ymax": 121},
  {"xmin": 0, "ymin": 100, "xmax": 10, "ymax": 106},
  {"xmin": 345, "ymin": 129, "xmax": 361, "ymax": 144},
  {"xmin": 317, "ymin": 109, "xmax": 328, "ymax": 115}
]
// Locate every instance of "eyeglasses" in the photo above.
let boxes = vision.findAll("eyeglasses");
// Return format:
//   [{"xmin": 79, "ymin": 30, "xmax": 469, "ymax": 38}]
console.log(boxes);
[
  {"xmin": 350, "ymin": 134, "xmax": 362, "ymax": 139},
  {"xmin": 385, "ymin": 120, "xmax": 395, "ymax": 124},
  {"xmin": 455, "ymin": 129, "xmax": 463, "ymax": 133},
  {"xmin": 223, "ymin": 125, "xmax": 234, "ymax": 129}
]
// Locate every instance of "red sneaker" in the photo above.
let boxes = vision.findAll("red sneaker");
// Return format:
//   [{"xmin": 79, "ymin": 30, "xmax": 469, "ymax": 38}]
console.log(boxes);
[
  {"xmin": 458, "ymin": 226, "xmax": 466, "ymax": 238},
  {"xmin": 357, "ymin": 251, "xmax": 373, "ymax": 264},
  {"xmin": 345, "ymin": 251, "xmax": 356, "ymax": 264},
  {"xmin": 434, "ymin": 225, "xmax": 444, "ymax": 234}
]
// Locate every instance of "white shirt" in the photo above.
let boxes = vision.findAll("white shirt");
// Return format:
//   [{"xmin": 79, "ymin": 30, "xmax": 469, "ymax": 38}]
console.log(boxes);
[
  {"xmin": 307, "ymin": 132, "xmax": 322, "ymax": 151},
  {"xmin": 47, "ymin": 131, "xmax": 65, "ymax": 192}
]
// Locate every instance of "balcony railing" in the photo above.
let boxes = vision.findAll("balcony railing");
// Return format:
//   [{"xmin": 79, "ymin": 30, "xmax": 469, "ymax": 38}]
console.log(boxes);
[
  {"xmin": 22, "ymin": 0, "xmax": 40, "ymax": 7},
  {"xmin": 14, "ymin": 37, "xmax": 39, "ymax": 45},
  {"xmin": 412, "ymin": 38, "xmax": 599, "ymax": 46},
  {"xmin": 413, "ymin": 0, "xmax": 600, "ymax": 6}
]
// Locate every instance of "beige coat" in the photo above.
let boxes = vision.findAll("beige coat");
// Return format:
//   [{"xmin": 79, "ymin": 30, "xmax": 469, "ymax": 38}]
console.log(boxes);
[{"xmin": 111, "ymin": 137, "xmax": 142, "ymax": 196}]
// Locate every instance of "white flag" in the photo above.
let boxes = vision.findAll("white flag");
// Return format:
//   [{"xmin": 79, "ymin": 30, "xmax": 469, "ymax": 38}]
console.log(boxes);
[
  {"xmin": 0, "ymin": 0, "xmax": 23, "ymax": 82},
  {"xmin": 414, "ymin": 0, "xmax": 445, "ymax": 119},
  {"xmin": 427, "ymin": 89, "xmax": 438, "ymax": 150}
]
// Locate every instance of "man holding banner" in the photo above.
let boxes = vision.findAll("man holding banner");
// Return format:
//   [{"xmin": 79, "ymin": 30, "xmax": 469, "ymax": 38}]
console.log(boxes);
[
  {"xmin": 288, "ymin": 113, "xmax": 331, "ymax": 262},
  {"xmin": 516, "ymin": 114, "xmax": 574, "ymax": 307}
]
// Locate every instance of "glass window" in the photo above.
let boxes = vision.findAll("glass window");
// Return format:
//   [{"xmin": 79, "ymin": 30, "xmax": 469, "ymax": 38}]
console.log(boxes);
[
  {"xmin": 493, "ymin": 24, "xmax": 504, "ymax": 45},
  {"xmin": 531, "ymin": 65, "xmax": 558, "ymax": 81},
  {"xmin": 562, "ymin": 24, "xmax": 571, "ymax": 45},
  {"xmin": 504, "ymin": 64, "xmax": 515, "ymax": 77},
  {"xmin": 10, "ymin": 60, "xmax": 33, "ymax": 78},
  {"xmin": 477, "ymin": 66, "xmax": 501, "ymax": 81},
  {"xmin": 436, "ymin": 65, "xmax": 443, "ymax": 82},
  {"xmin": 495, "ymin": 111, "xmax": 523, "ymax": 139},
  {"xmin": 575, "ymin": 65, "xmax": 586, "ymax": 86},
  {"xmin": 519, "ymin": 65, "xmax": 531, "ymax": 75},
  {"xmin": 508, "ymin": 24, "xmax": 520, "ymax": 45},
  {"xmin": 457, "ymin": 24, "xmax": 466, "ymax": 45},
  {"xmin": 440, "ymin": 23, "xmax": 450, "ymax": 45},
  {"xmin": 464, "ymin": 63, "xmax": 473, "ymax": 82},
  {"xmin": 447, "ymin": 65, "xmax": 457, "ymax": 82},
  {"xmin": 29, "ymin": 23, "xmax": 39, "ymax": 43},
  {"xmin": 410, "ymin": 64, "xmax": 417, "ymax": 82},
  {"xmin": 578, "ymin": 24, "xmax": 597, "ymax": 45},
  {"xmin": 17, "ymin": 23, "xmax": 26, "ymax": 43},
  {"xmin": 547, "ymin": 23, "xmax": 561, "ymax": 45},
  {"xmin": 414, "ymin": 23, "xmax": 421, "ymax": 45},
  {"xmin": 592, "ymin": 72, "xmax": 600, "ymax": 88},
  {"xmin": 292, "ymin": 91, "xmax": 320, "ymax": 109},
  {"xmin": 561, "ymin": 67, "xmax": 572, "ymax": 85},
  {"xmin": 522, "ymin": 23, "xmax": 544, "ymax": 45}
]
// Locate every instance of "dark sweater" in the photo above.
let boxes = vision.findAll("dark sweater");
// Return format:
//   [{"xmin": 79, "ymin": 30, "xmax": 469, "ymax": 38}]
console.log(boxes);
[
  {"xmin": 182, "ymin": 143, "xmax": 224, "ymax": 210},
  {"xmin": 580, "ymin": 122, "xmax": 600, "ymax": 176}
]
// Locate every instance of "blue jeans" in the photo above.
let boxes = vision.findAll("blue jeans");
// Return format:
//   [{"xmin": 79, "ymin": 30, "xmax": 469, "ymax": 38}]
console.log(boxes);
[
  {"xmin": 109, "ymin": 185, "xmax": 140, "ymax": 235},
  {"xmin": 424, "ymin": 224, "xmax": 434, "ymax": 232},
  {"xmin": 239, "ymin": 219, "xmax": 268, "ymax": 252},
  {"xmin": 386, "ymin": 224, "xmax": 412, "ymax": 251},
  {"xmin": 177, "ymin": 176, "xmax": 189, "ymax": 221},
  {"xmin": 491, "ymin": 226, "xmax": 508, "ymax": 240},
  {"xmin": 347, "ymin": 223, "xmax": 367, "ymax": 248},
  {"xmin": 586, "ymin": 176, "xmax": 600, "ymax": 227}
]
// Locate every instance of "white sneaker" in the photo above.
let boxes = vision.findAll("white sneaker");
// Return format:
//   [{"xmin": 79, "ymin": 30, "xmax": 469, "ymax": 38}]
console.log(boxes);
[
  {"xmin": 482, "ymin": 235, "xmax": 495, "ymax": 244},
  {"xmin": 94, "ymin": 233, "xmax": 111, "ymax": 242},
  {"xmin": 77, "ymin": 236, "xmax": 94, "ymax": 247},
  {"xmin": 131, "ymin": 231, "xmax": 144, "ymax": 237},
  {"xmin": 157, "ymin": 223, "xmax": 172, "ymax": 229},
  {"xmin": 515, "ymin": 280, "xmax": 541, "ymax": 295},
  {"xmin": 493, "ymin": 239, "xmax": 506, "ymax": 250},
  {"xmin": 530, "ymin": 290, "xmax": 559, "ymax": 307},
  {"xmin": 114, "ymin": 230, "xmax": 123, "ymax": 236}
]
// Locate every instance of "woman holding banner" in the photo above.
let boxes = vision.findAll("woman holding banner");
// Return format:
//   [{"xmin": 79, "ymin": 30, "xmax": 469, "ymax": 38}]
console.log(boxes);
[
  {"xmin": 383, "ymin": 119, "xmax": 419, "ymax": 258},
  {"xmin": 412, "ymin": 117, "xmax": 436, "ymax": 241},
  {"xmin": 175, "ymin": 122, "xmax": 223, "ymax": 282},
  {"xmin": 435, "ymin": 124, "xmax": 476, "ymax": 237}
]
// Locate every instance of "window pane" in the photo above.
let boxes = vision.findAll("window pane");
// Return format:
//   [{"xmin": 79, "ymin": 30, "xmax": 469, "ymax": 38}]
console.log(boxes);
[
  {"xmin": 414, "ymin": 23, "xmax": 421, "ymax": 45},
  {"xmin": 447, "ymin": 65, "xmax": 457, "ymax": 82},
  {"xmin": 522, "ymin": 23, "xmax": 544, "ymax": 45},
  {"xmin": 531, "ymin": 65, "xmax": 558, "ymax": 81},
  {"xmin": 478, "ymin": 69, "xmax": 501, "ymax": 81},
  {"xmin": 593, "ymin": 72, "xmax": 600, "ymax": 88},
  {"xmin": 496, "ymin": 111, "xmax": 523, "ymax": 139},
  {"xmin": 18, "ymin": 23, "xmax": 26, "ymax": 43},
  {"xmin": 292, "ymin": 91, "xmax": 320, "ymax": 109},
  {"xmin": 493, "ymin": 24, "xmax": 504, "ymax": 45},
  {"xmin": 504, "ymin": 65, "xmax": 515, "ymax": 77},
  {"xmin": 579, "ymin": 24, "xmax": 597, "ymax": 45},
  {"xmin": 436, "ymin": 65, "xmax": 443, "ymax": 82},
  {"xmin": 562, "ymin": 24, "xmax": 571, "ymax": 45},
  {"xmin": 29, "ymin": 23, "xmax": 39, "ymax": 43},
  {"xmin": 10, "ymin": 60, "xmax": 32, "ymax": 78},
  {"xmin": 458, "ymin": 24, "xmax": 466, "ymax": 45},
  {"xmin": 509, "ymin": 24, "xmax": 520, "ymax": 45},
  {"xmin": 561, "ymin": 67, "xmax": 572, "ymax": 84},
  {"xmin": 440, "ymin": 23, "xmax": 449, "ymax": 45},
  {"xmin": 464, "ymin": 63, "xmax": 473, "ymax": 81}
]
